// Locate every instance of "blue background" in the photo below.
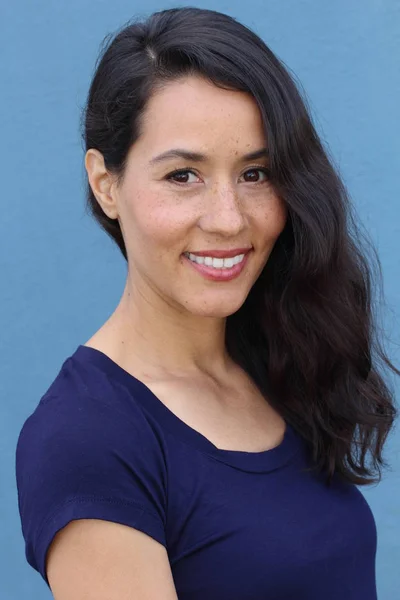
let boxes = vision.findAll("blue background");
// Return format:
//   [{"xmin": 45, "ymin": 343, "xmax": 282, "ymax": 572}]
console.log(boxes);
[{"xmin": 1, "ymin": 1, "xmax": 399, "ymax": 598}]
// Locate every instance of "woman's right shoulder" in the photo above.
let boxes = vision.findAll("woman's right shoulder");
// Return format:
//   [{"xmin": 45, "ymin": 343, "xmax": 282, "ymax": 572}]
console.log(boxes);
[
  {"xmin": 15, "ymin": 348, "xmax": 170, "ymax": 586},
  {"xmin": 21, "ymin": 345, "xmax": 149, "ymax": 429},
  {"xmin": 15, "ymin": 344, "xmax": 169, "ymax": 501},
  {"xmin": 17, "ymin": 347, "xmax": 160, "ymax": 456}
]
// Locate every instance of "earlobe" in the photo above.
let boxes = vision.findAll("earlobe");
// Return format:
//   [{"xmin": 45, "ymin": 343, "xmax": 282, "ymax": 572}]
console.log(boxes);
[{"xmin": 85, "ymin": 149, "xmax": 118, "ymax": 220}]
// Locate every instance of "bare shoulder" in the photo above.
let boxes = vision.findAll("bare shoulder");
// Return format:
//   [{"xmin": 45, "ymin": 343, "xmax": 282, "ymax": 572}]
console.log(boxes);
[{"xmin": 46, "ymin": 519, "xmax": 178, "ymax": 600}]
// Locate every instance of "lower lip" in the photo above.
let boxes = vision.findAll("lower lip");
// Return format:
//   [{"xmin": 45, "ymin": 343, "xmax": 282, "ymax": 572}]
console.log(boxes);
[{"xmin": 182, "ymin": 252, "xmax": 251, "ymax": 281}]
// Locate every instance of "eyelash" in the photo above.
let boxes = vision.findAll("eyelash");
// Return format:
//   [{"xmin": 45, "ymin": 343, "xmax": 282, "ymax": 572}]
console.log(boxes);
[{"xmin": 165, "ymin": 166, "xmax": 271, "ymax": 185}]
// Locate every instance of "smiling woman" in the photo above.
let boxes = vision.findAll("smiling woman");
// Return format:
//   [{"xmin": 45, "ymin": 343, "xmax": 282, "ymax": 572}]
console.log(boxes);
[
  {"xmin": 84, "ymin": 75, "xmax": 287, "ymax": 317},
  {"xmin": 15, "ymin": 6, "xmax": 398, "ymax": 600}
]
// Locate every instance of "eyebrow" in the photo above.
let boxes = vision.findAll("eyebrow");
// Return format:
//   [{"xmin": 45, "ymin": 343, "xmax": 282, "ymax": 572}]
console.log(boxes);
[{"xmin": 148, "ymin": 147, "xmax": 269, "ymax": 166}]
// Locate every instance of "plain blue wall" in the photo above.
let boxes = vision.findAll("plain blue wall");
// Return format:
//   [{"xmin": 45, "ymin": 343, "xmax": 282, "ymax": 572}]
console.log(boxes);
[{"xmin": 1, "ymin": 1, "xmax": 399, "ymax": 598}]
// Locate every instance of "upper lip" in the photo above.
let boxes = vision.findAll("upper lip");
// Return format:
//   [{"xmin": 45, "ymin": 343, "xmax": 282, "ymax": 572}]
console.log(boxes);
[{"xmin": 185, "ymin": 247, "xmax": 252, "ymax": 258}]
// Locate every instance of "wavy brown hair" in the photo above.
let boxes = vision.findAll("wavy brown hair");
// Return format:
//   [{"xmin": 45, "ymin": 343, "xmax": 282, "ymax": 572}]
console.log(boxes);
[{"xmin": 81, "ymin": 6, "xmax": 399, "ymax": 486}]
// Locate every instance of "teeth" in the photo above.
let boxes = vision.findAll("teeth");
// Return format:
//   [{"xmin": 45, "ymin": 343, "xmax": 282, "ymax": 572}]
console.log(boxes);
[
  {"xmin": 223, "ymin": 257, "xmax": 234, "ymax": 268},
  {"xmin": 212, "ymin": 258, "xmax": 224, "ymax": 268},
  {"xmin": 187, "ymin": 253, "xmax": 246, "ymax": 269}
]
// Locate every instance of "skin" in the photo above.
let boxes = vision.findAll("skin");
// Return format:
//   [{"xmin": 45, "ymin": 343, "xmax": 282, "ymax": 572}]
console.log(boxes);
[
  {"xmin": 85, "ymin": 75, "xmax": 287, "ymax": 384},
  {"xmin": 46, "ymin": 75, "xmax": 290, "ymax": 600}
]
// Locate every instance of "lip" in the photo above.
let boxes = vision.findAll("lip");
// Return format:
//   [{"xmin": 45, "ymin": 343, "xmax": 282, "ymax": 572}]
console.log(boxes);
[
  {"xmin": 182, "ymin": 250, "xmax": 251, "ymax": 282},
  {"xmin": 184, "ymin": 247, "xmax": 252, "ymax": 259}
]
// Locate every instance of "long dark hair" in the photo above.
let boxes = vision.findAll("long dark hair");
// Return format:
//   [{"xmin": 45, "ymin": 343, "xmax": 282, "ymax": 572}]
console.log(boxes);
[{"xmin": 82, "ymin": 6, "xmax": 399, "ymax": 486}]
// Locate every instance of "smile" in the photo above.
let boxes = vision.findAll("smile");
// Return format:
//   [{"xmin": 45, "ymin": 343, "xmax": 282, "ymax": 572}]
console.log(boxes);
[
  {"xmin": 182, "ymin": 250, "xmax": 251, "ymax": 282},
  {"xmin": 184, "ymin": 252, "xmax": 245, "ymax": 269}
]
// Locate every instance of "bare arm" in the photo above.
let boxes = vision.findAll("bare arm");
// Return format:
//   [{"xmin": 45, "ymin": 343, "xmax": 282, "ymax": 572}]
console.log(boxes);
[{"xmin": 46, "ymin": 519, "xmax": 179, "ymax": 600}]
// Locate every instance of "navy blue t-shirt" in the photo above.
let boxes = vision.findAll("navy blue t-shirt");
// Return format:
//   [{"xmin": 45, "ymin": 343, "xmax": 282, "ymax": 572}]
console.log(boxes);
[{"xmin": 16, "ymin": 345, "xmax": 378, "ymax": 599}]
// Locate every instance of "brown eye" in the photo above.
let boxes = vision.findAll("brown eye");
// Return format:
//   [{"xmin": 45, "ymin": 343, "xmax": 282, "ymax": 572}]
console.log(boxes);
[
  {"xmin": 166, "ymin": 169, "xmax": 199, "ymax": 184},
  {"xmin": 240, "ymin": 168, "xmax": 270, "ymax": 183}
]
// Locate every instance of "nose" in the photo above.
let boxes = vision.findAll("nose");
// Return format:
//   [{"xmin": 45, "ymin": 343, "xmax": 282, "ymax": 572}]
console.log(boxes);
[{"xmin": 199, "ymin": 183, "xmax": 246, "ymax": 237}]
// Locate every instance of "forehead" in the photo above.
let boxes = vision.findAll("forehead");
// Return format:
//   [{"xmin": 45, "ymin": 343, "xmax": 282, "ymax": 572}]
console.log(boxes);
[{"xmin": 137, "ymin": 75, "xmax": 266, "ymax": 156}]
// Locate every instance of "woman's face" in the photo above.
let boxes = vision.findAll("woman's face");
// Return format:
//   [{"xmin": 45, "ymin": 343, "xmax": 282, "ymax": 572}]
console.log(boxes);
[{"xmin": 113, "ymin": 75, "xmax": 287, "ymax": 318}]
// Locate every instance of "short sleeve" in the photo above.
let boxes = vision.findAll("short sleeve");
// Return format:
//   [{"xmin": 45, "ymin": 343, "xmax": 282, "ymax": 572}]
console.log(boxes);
[{"xmin": 15, "ymin": 392, "xmax": 168, "ymax": 586}]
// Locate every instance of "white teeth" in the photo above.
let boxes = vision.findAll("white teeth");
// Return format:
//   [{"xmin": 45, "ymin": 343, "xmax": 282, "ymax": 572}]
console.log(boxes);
[
  {"xmin": 233, "ymin": 254, "xmax": 244, "ymax": 265},
  {"xmin": 186, "ymin": 252, "xmax": 246, "ymax": 269},
  {"xmin": 213, "ymin": 258, "xmax": 224, "ymax": 268},
  {"xmin": 188, "ymin": 253, "xmax": 202, "ymax": 264},
  {"xmin": 223, "ymin": 257, "xmax": 234, "ymax": 268}
]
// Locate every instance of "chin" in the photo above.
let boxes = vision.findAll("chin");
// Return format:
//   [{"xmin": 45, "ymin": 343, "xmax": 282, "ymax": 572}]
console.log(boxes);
[{"xmin": 185, "ymin": 293, "xmax": 248, "ymax": 319}]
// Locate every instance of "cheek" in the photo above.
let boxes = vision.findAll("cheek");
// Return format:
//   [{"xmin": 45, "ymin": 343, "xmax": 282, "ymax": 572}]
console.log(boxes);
[
  {"xmin": 129, "ymin": 191, "xmax": 192, "ymax": 250},
  {"xmin": 252, "ymin": 194, "xmax": 288, "ymax": 242},
  {"xmin": 274, "ymin": 200, "xmax": 289, "ymax": 234}
]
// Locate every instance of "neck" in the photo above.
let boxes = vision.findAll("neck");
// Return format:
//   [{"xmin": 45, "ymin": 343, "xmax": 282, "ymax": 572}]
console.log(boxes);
[{"xmin": 98, "ymin": 276, "xmax": 233, "ymax": 379}]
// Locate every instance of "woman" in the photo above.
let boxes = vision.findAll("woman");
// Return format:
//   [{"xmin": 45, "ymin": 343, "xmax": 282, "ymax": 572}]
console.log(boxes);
[{"xmin": 16, "ymin": 7, "xmax": 398, "ymax": 599}]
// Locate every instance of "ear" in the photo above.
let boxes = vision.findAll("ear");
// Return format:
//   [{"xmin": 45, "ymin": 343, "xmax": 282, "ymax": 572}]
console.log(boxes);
[{"xmin": 85, "ymin": 149, "xmax": 118, "ymax": 219}]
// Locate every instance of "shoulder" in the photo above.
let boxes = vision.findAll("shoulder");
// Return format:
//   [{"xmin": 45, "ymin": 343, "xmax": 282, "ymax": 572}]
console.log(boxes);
[
  {"xmin": 15, "ymin": 370, "xmax": 168, "ymax": 584},
  {"xmin": 16, "ymin": 389, "xmax": 165, "ymax": 475},
  {"xmin": 16, "ymin": 346, "xmax": 166, "ymax": 466},
  {"xmin": 16, "ymin": 356, "xmax": 169, "ymax": 502}
]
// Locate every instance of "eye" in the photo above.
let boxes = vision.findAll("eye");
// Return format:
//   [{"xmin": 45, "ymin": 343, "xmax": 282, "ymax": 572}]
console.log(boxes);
[
  {"xmin": 239, "ymin": 168, "xmax": 270, "ymax": 183},
  {"xmin": 166, "ymin": 169, "xmax": 201, "ymax": 185}
]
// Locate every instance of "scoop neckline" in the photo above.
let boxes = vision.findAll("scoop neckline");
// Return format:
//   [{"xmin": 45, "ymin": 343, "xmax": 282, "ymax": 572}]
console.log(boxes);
[{"xmin": 72, "ymin": 344, "xmax": 302, "ymax": 473}]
